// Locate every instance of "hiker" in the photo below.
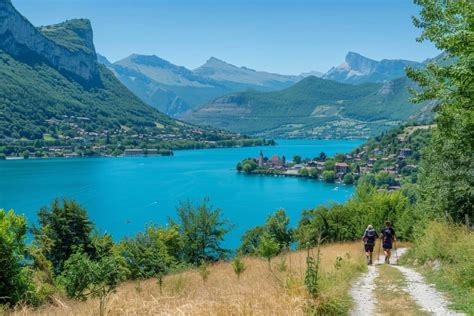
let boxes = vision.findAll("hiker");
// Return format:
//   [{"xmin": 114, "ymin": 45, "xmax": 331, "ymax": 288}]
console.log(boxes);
[
  {"xmin": 362, "ymin": 224, "xmax": 379, "ymax": 265},
  {"xmin": 381, "ymin": 221, "xmax": 396, "ymax": 264}
]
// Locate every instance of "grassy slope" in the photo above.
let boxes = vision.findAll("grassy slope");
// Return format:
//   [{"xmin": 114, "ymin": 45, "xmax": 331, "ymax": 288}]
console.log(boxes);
[{"xmin": 13, "ymin": 242, "xmax": 366, "ymax": 315}]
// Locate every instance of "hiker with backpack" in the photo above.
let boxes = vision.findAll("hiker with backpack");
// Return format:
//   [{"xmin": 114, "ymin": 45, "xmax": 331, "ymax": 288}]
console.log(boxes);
[
  {"xmin": 380, "ymin": 221, "xmax": 396, "ymax": 264},
  {"xmin": 362, "ymin": 225, "xmax": 379, "ymax": 265}
]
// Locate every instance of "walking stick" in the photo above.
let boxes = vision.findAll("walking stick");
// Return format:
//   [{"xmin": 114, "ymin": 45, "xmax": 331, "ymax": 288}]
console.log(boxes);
[
  {"xmin": 377, "ymin": 238, "xmax": 381, "ymax": 261},
  {"xmin": 394, "ymin": 240, "xmax": 399, "ymax": 264}
]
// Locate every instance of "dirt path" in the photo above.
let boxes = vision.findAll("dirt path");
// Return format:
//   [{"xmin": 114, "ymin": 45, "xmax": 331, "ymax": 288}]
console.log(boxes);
[{"xmin": 349, "ymin": 248, "xmax": 465, "ymax": 316}]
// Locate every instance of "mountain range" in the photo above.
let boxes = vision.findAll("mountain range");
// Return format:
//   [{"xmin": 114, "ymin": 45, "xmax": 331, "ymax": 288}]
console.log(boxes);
[
  {"xmin": 0, "ymin": 0, "xmax": 246, "ymax": 152},
  {"xmin": 322, "ymin": 51, "xmax": 424, "ymax": 84},
  {"xmin": 98, "ymin": 54, "xmax": 306, "ymax": 117}
]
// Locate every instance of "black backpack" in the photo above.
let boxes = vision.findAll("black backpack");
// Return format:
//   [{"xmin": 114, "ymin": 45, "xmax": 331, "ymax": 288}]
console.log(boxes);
[
  {"xmin": 382, "ymin": 227, "xmax": 393, "ymax": 241},
  {"xmin": 365, "ymin": 229, "xmax": 376, "ymax": 245}
]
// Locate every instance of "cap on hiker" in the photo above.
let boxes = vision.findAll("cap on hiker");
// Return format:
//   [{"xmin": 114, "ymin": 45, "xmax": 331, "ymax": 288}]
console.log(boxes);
[
  {"xmin": 385, "ymin": 221, "xmax": 391, "ymax": 226},
  {"xmin": 367, "ymin": 224, "xmax": 373, "ymax": 229}
]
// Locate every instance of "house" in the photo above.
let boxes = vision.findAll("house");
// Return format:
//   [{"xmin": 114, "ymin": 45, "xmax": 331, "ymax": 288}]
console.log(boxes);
[
  {"xmin": 267, "ymin": 155, "xmax": 286, "ymax": 168},
  {"xmin": 372, "ymin": 148, "xmax": 383, "ymax": 155},
  {"xmin": 398, "ymin": 148, "xmax": 412, "ymax": 159},
  {"xmin": 146, "ymin": 149, "xmax": 159, "ymax": 155},
  {"xmin": 335, "ymin": 162, "xmax": 349, "ymax": 174}
]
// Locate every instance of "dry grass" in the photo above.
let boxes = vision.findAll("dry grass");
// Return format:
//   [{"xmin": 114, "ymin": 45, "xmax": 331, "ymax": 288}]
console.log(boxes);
[{"xmin": 9, "ymin": 242, "xmax": 366, "ymax": 316}]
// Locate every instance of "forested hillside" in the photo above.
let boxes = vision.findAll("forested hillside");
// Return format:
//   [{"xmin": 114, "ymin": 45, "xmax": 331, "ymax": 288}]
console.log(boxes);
[
  {"xmin": 184, "ymin": 76, "xmax": 434, "ymax": 138},
  {"xmin": 0, "ymin": 1, "xmax": 265, "ymax": 157}
]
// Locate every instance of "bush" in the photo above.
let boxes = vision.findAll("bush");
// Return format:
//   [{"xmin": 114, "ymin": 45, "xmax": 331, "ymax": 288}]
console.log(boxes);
[
  {"xmin": 343, "ymin": 173, "xmax": 354, "ymax": 185},
  {"xmin": 402, "ymin": 221, "xmax": 474, "ymax": 313},
  {"xmin": 0, "ymin": 209, "xmax": 34, "ymax": 305},
  {"xmin": 322, "ymin": 171, "xmax": 335, "ymax": 183}
]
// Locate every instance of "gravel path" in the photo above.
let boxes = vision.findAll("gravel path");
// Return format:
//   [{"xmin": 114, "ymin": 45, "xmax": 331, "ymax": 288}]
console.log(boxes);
[
  {"xmin": 392, "ymin": 265, "xmax": 464, "ymax": 315},
  {"xmin": 349, "ymin": 253, "xmax": 385, "ymax": 315},
  {"xmin": 350, "ymin": 248, "xmax": 465, "ymax": 316}
]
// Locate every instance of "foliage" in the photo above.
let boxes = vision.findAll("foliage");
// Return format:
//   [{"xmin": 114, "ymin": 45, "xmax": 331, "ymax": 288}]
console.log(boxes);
[
  {"xmin": 235, "ymin": 162, "xmax": 242, "ymax": 172},
  {"xmin": 231, "ymin": 257, "xmax": 246, "ymax": 280},
  {"xmin": 172, "ymin": 199, "xmax": 231, "ymax": 265},
  {"xmin": 31, "ymin": 198, "xmax": 95, "ymax": 273},
  {"xmin": 58, "ymin": 251, "xmax": 129, "ymax": 315},
  {"xmin": 293, "ymin": 155, "xmax": 302, "ymax": 164},
  {"xmin": 238, "ymin": 209, "xmax": 293, "ymax": 255},
  {"xmin": 0, "ymin": 209, "xmax": 34, "ymax": 305},
  {"xmin": 343, "ymin": 173, "xmax": 354, "ymax": 185},
  {"xmin": 256, "ymin": 233, "xmax": 280, "ymax": 268},
  {"xmin": 295, "ymin": 183, "xmax": 411, "ymax": 246},
  {"xmin": 118, "ymin": 225, "xmax": 180, "ymax": 280},
  {"xmin": 322, "ymin": 170, "xmax": 335, "ymax": 183},
  {"xmin": 242, "ymin": 159, "xmax": 257, "ymax": 174},
  {"xmin": 407, "ymin": 0, "xmax": 473, "ymax": 225},
  {"xmin": 401, "ymin": 221, "xmax": 474, "ymax": 313},
  {"xmin": 198, "ymin": 262, "xmax": 210, "ymax": 282}
]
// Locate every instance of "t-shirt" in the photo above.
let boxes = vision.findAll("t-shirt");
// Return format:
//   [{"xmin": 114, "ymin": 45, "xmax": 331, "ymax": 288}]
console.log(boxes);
[
  {"xmin": 381, "ymin": 227, "xmax": 395, "ymax": 243},
  {"xmin": 363, "ymin": 229, "xmax": 379, "ymax": 245}
]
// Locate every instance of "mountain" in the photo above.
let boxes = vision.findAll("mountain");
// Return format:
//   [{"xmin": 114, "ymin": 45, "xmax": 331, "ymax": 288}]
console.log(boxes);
[
  {"xmin": 193, "ymin": 57, "xmax": 301, "ymax": 89},
  {"xmin": 0, "ymin": 0, "xmax": 259, "ymax": 156},
  {"xmin": 99, "ymin": 54, "xmax": 304, "ymax": 117},
  {"xmin": 299, "ymin": 70, "xmax": 323, "ymax": 78},
  {"xmin": 182, "ymin": 76, "xmax": 434, "ymax": 139},
  {"xmin": 322, "ymin": 52, "xmax": 423, "ymax": 84}
]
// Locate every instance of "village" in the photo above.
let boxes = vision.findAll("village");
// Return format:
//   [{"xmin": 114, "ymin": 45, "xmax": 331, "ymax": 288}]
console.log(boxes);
[{"xmin": 236, "ymin": 145, "xmax": 418, "ymax": 191}]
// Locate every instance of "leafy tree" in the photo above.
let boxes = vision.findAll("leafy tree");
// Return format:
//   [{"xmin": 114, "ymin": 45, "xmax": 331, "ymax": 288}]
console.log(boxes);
[
  {"xmin": 407, "ymin": 0, "xmax": 473, "ymax": 225},
  {"xmin": 334, "ymin": 153, "xmax": 346, "ymax": 162},
  {"xmin": 235, "ymin": 162, "xmax": 242, "ymax": 172},
  {"xmin": 257, "ymin": 233, "xmax": 280, "ymax": 269},
  {"xmin": 308, "ymin": 168, "xmax": 319, "ymax": 178},
  {"xmin": 172, "ymin": 199, "xmax": 231, "ymax": 265},
  {"xmin": 59, "ymin": 251, "xmax": 129, "ymax": 316},
  {"xmin": 32, "ymin": 198, "xmax": 95, "ymax": 273},
  {"xmin": 238, "ymin": 209, "xmax": 292, "ymax": 255},
  {"xmin": 322, "ymin": 170, "xmax": 335, "ymax": 183},
  {"xmin": 118, "ymin": 225, "xmax": 179, "ymax": 280},
  {"xmin": 242, "ymin": 160, "xmax": 257, "ymax": 174},
  {"xmin": 0, "ymin": 209, "xmax": 34, "ymax": 305},
  {"xmin": 293, "ymin": 155, "xmax": 302, "ymax": 164},
  {"xmin": 299, "ymin": 168, "xmax": 309, "ymax": 176},
  {"xmin": 323, "ymin": 160, "xmax": 335, "ymax": 171},
  {"xmin": 318, "ymin": 152, "xmax": 327, "ymax": 161},
  {"xmin": 343, "ymin": 173, "xmax": 354, "ymax": 185}
]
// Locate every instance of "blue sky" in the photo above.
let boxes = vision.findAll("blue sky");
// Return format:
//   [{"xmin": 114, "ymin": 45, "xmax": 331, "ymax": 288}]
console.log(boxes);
[{"xmin": 12, "ymin": 0, "xmax": 439, "ymax": 74}]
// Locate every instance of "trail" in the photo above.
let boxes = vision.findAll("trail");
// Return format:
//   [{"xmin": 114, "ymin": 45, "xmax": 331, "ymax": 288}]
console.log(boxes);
[{"xmin": 349, "ymin": 248, "xmax": 465, "ymax": 316}]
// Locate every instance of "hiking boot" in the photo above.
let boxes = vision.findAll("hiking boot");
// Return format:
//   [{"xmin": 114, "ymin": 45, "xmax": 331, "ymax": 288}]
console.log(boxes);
[{"xmin": 369, "ymin": 257, "xmax": 373, "ymax": 265}]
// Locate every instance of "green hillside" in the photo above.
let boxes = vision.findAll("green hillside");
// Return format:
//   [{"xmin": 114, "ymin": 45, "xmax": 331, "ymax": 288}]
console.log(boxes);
[
  {"xmin": 0, "ymin": 1, "xmax": 265, "ymax": 157},
  {"xmin": 184, "ymin": 76, "xmax": 434, "ymax": 139}
]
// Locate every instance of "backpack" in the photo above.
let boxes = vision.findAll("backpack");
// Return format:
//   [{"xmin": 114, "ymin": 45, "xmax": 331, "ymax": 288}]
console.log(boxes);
[
  {"xmin": 365, "ymin": 229, "xmax": 376, "ymax": 245},
  {"xmin": 382, "ymin": 227, "xmax": 393, "ymax": 242}
]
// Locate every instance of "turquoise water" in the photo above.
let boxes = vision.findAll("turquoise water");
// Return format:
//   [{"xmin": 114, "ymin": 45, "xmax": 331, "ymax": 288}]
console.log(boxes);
[{"xmin": 0, "ymin": 139, "xmax": 363, "ymax": 248}]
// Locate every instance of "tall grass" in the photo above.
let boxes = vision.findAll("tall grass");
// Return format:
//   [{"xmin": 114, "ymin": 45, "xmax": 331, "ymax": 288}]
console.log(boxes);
[
  {"xmin": 9, "ymin": 242, "xmax": 366, "ymax": 315},
  {"xmin": 402, "ymin": 221, "xmax": 474, "ymax": 313}
]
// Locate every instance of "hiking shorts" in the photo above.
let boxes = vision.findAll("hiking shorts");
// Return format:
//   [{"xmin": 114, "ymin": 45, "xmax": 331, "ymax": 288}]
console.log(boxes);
[
  {"xmin": 383, "ymin": 242, "xmax": 393, "ymax": 250},
  {"xmin": 365, "ymin": 244, "xmax": 374, "ymax": 252}
]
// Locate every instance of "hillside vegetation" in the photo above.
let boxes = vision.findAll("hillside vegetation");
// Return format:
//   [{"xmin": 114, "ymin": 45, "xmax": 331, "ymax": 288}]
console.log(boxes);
[{"xmin": 183, "ymin": 76, "xmax": 434, "ymax": 139}]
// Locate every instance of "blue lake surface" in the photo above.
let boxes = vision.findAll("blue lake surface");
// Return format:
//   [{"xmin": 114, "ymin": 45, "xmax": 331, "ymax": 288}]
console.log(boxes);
[{"xmin": 0, "ymin": 139, "xmax": 363, "ymax": 248}]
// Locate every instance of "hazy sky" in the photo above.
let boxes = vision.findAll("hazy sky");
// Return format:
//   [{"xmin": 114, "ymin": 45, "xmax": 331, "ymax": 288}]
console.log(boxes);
[{"xmin": 12, "ymin": 0, "xmax": 439, "ymax": 74}]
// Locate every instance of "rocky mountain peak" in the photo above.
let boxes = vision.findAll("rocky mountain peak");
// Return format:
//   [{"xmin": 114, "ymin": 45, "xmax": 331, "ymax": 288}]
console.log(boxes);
[{"xmin": 0, "ymin": 0, "xmax": 99, "ymax": 83}]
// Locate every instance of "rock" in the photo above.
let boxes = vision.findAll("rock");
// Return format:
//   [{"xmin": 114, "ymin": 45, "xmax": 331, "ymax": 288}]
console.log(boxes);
[{"xmin": 0, "ymin": 0, "xmax": 99, "ymax": 82}]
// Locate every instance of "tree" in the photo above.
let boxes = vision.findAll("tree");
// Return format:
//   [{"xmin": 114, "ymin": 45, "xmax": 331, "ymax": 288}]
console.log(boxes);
[
  {"xmin": 293, "ymin": 155, "xmax": 302, "ymax": 164},
  {"xmin": 407, "ymin": 0, "xmax": 473, "ymax": 225},
  {"xmin": 308, "ymin": 168, "xmax": 319, "ymax": 178},
  {"xmin": 318, "ymin": 152, "xmax": 327, "ymax": 161},
  {"xmin": 323, "ymin": 160, "xmax": 335, "ymax": 171},
  {"xmin": 242, "ymin": 160, "xmax": 257, "ymax": 174},
  {"xmin": 173, "ymin": 199, "xmax": 232, "ymax": 265},
  {"xmin": 118, "ymin": 225, "xmax": 179, "ymax": 280},
  {"xmin": 299, "ymin": 168, "xmax": 309, "ymax": 176},
  {"xmin": 235, "ymin": 162, "xmax": 242, "ymax": 172},
  {"xmin": 0, "ymin": 209, "xmax": 34, "ymax": 305},
  {"xmin": 59, "ymin": 251, "xmax": 129, "ymax": 316},
  {"xmin": 32, "ymin": 198, "xmax": 95, "ymax": 273},
  {"xmin": 322, "ymin": 170, "xmax": 335, "ymax": 183},
  {"xmin": 343, "ymin": 173, "xmax": 354, "ymax": 185},
  {"xmin": 257, "ymin": 233, "xmax": 280, "ymax": 270}
]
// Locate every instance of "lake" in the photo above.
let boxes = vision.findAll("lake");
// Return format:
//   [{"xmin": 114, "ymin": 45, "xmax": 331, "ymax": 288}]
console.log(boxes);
[{"xmin": 0, "ymin": 139, "xmax": 363, "ymax": 249}]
